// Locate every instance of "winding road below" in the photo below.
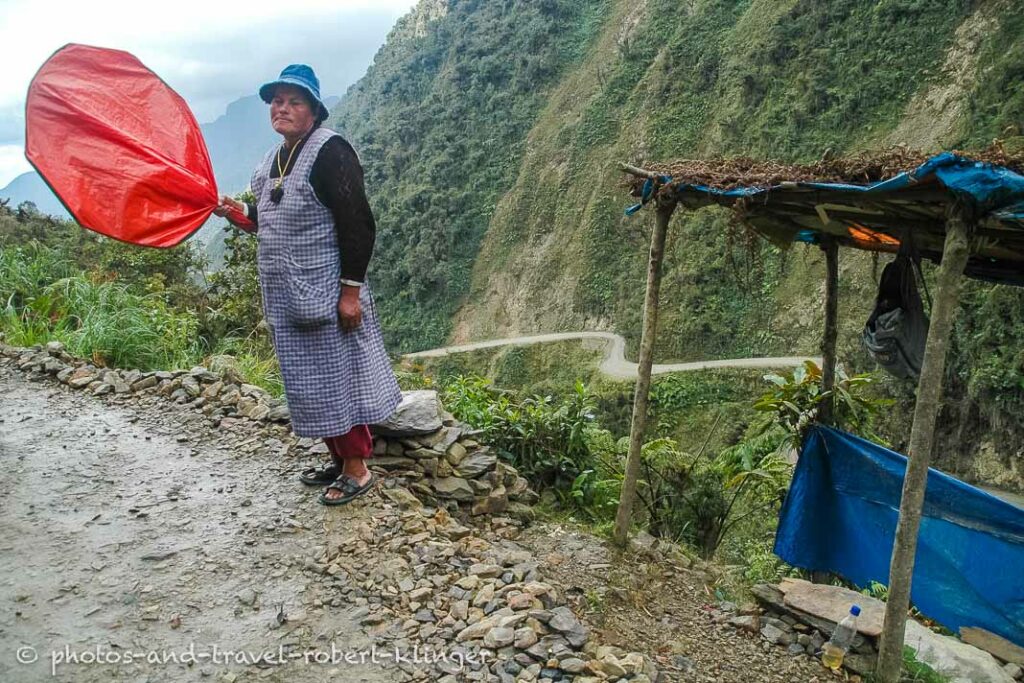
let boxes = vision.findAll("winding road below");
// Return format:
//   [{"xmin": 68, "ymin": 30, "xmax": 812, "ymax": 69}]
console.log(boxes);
[{"xmin": 404, "ymin": 331, "xmax": 822, "ymax": 381}]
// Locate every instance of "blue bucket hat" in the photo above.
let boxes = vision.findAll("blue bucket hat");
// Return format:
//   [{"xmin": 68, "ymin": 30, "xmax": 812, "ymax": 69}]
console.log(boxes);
[{"xmin": 259, "ymin": 64, "xmax": 328, "ymax": 122}]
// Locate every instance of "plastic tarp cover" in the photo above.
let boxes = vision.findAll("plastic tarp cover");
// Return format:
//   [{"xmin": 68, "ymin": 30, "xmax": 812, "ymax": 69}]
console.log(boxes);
[
  {"xmin": 775, "ymin": 425, "xmax": 1024, "ymax": 647},
  {"xmin": 25, "ymin": 43, "xmax": 248, "ymax": 247}
]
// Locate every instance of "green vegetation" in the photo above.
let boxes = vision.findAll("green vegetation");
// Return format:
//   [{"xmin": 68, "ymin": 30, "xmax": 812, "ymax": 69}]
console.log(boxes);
[
  {"xmin": 331, "ymin": 0, "xmax": 613, "ymax": 353},
  {"xmin": 442, "ymin": 375, "xmax": 595, "ymax": 492},
  {"xmin": 424, "ymin": 351, "xmax": 887, "ymax": 580},
  {"xmin": 0, "ymin": 201, "xmax": 282, "ymax": 391},
  {"xmin": 335, "ymin": 0, "xmax": 1022, "ymax": 486}
]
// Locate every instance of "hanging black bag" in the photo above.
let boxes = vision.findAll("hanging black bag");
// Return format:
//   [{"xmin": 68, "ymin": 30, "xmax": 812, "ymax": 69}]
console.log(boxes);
[{"xmin": 862, "ymin": 242, "xmax": 930, "ymax": 380}]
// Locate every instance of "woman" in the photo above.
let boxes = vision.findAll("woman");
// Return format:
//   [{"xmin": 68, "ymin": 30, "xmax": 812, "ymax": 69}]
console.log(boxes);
[{"xmin": 215, "ymin": 64, "xmax": 402, "ymax": 505}]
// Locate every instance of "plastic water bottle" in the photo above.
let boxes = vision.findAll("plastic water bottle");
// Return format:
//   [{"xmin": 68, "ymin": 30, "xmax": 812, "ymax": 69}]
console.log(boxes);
[{"xmin": 821, "ymin": 604, "xmax": 861, "ymax": 670}]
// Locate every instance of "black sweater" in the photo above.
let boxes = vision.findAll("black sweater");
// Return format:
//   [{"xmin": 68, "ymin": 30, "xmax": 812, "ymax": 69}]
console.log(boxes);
[{"xmin": 243, "ymin": 133, "xmax": 375, "ymax": 284}]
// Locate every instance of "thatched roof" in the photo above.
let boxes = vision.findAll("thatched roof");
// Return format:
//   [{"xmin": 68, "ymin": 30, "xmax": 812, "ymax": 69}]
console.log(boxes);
[
  {"xmin": 626, "ymin": 144, "xmax": 1024, "ymax": 193},
  {"xmin": 622, "ymin": 145, "xmax": 1024, "ymax": 286}
]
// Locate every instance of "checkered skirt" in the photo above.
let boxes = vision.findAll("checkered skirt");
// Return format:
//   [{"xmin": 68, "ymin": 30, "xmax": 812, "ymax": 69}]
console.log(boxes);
[{"xmin": 250, "ymin": 127, "xmax": 402, "ymax": 437}]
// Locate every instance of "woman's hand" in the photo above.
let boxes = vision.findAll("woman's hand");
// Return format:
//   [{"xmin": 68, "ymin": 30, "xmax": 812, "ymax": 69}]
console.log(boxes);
[
  {"xmin": 213, "ymin": 195, "xmax": 245, "ymax": 219},
  {"xmin": 338, "ymin": 285, "xmax": 362, "ymax": 332}
]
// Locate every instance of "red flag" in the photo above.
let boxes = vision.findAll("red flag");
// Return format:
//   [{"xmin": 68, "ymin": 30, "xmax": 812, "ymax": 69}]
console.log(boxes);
[{"xmin": 25, "ymin": 43, "xmax": 252, "ymax": 248}]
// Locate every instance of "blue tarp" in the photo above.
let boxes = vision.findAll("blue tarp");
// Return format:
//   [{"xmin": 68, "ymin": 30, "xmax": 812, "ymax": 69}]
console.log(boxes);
[{"xmin": 775, "ymin": 425, "xmax": 1024, "ymax": 646}]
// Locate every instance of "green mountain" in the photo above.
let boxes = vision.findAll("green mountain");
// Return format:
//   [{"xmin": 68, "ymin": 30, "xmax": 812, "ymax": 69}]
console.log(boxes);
[{"xmin": 332, "ymin": 0, "xmax": 1024, "ymax": 486}]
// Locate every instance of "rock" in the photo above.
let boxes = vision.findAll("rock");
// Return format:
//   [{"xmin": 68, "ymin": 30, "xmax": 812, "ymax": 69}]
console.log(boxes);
[
  {"xmin": 406, "ymin": 447, "xmax": 441, "ymax": 460},
  {"xmin": 456, "ymin": 617, "xmax": 497, "ymax": 642},
  {"xmin": 629, "ymin": 530, "xmax": 659, "ymax": 557},
  {"xmin": 208, "ymin": 355, "xmax": 244, "ymax": 384},
  {"xmin": 446, "ymin": 441, "xmax": 468, "ymax": 465},
  {"xmin": 68, "ymin": 368, "xmax": 97, "ymax": 388},
  {"xmin": 201, "ymin": 380, "xmax": 223, "ymax": 399},
  {"xmin": 236, "ymin": 397, "xmax": 257, "ymax": 417},
  {"xmin": 236, "ymin": 588, "xmax": 258, "ymax": 607},
  {"xmin": 484, "ymin": 626, "xmax": 516, "ymax": 649},
  {"xmin": 961, "ymin": 627, "xmax": 1024, "ymax": 666},
  {"xmin": 844, "ymin": 652, "xmax": 877, "ymax": 676},
  {"xmin": 905, "ymin": 619, "xmax": 1014, "ymax": 683},
  {"xmin": 760, "ymin": 623, "xmax": 793, "ymax": 646},
  {"xmin": 779, "ymin": 578, "xmax": 884, "ymax": 637},
  {"xmin": 372, "ymin": 391, "xmax": 443, "ymax": 436},
  {"xmin": 1003, "ymin": 663, "xmax": 1022, "ymax": 680},
  {"xmin": 131, "ymin": 375, "xmax": 158, "ymax": 392},
  {"xmin": 548, "ymin": 606, "xmax": 588, "ymax": 647},
  {"xmin": 370, "ymin": 456, "xmax": 419, "ymax": 470},
  {"xmin": 181, "ymin": 376, "xmax": 201, "ymax": 398},
  {"xmin": 560, "ymin": 657, "xmax": 586, "ymax": 673},
  {"xmin": 751, "ymin": 583, "xmax": 786, "ymax": 611},
  {"xmin": 267, "ymin": 404, "xmax": 290, "ymax": 422},
  {"xmin": 383, "ymin": 487, "xmax": 423, "ymax": 509},
  {"xmin": 472, "ymin": 487, "xmax": 508, "ymax": 516},
  {"xmin": 729, "ymin": 615, "xmax": 760, "ymax": 633},
  {"xmin": 221, "ymin": 385, "xmax": 240, "ymax": 405},
  {"xmin": 515, "ymin": 627, "xmax": 539, "ymax": 649},
  {"xmin": 589, "ymin": 656, "xmax": 627, "ymax": 678},
  {"xmin": 432, "ymin": 477, "xmax": 475, "ymax": 502},
  {"xmin": 189, "ymin": 366, "xmax": 218, "ymax": 382},
  {"xmin": 455, "ymin": 450, "xmax": 498, "ymax": 478},
  {"xmin": 46, "ymin": 341, "xmax": 65, "ymax": 354},
  {"xmin": 469, "ymin": 564, "xmax": 504, "ymax": 579}
]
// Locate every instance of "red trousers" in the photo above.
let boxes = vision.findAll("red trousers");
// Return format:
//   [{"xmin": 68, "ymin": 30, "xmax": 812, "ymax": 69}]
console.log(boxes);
[{"xmin": 323, "ymin": 424, "xmax": 372, "ymax": 463}]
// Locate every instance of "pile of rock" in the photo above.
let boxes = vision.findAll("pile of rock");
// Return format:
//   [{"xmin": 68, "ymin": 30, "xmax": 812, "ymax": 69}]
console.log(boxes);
[
  {"xmin": 719, "ymin": 578, "xmax": 1021, "ymax": 683},
  {"xmin": 310, "ymin": 492, "xmax": 663, "ymax": 682},
  {"xmin": 1, "ymin": 342, "xmax": 539, "ymax": 520}
]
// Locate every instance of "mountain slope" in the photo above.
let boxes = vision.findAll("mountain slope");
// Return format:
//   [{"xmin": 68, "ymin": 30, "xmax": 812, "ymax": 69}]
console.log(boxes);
[
  {"xmin": 335, "ymin": 0, "xmax": 1024, "ymax": 486},
  {"xmin": 0, "ymin": 171, "xmax": 70, "ymax": 218},
  {"xmin": 330, "ymin": 0, "xmax": 613, "ymax": 352}
]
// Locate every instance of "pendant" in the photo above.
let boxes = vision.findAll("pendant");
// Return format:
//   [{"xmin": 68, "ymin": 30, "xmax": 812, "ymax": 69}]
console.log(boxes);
[{"xmin": 270, "ymin": 185, "xmax": 284, "ymax": 203}]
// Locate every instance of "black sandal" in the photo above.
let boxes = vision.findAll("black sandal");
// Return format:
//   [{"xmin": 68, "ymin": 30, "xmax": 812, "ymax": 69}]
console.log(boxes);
[
  {"xmin": 299, "ymin": 462, "xmax": 340, "ymax": 486},
  {"xmin": 319, "ymin": 473, "xmax": 377, "ymax": 506}
]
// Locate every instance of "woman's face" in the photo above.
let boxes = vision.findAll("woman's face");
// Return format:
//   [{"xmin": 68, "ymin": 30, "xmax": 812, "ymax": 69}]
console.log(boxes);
[{"xmin": 270, "ymin": 85, "xmax": 317, "ymax": 139}]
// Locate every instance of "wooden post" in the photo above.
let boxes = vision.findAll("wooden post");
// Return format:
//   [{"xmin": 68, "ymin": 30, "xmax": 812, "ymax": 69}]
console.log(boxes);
[
  {"xmin": 613, "ymin": 198, "xmax": 676, "ymax": 547},
  {"xmin": 875, "ymin": 210, "xmax": 972, "ymax": 683},
  {"xmin": 809, "ymin": 236, "xmax": 840, "ymax": 586},
  {"xmin": 818, "ymin": 236, "xmax": 840, "ymax": 425}
]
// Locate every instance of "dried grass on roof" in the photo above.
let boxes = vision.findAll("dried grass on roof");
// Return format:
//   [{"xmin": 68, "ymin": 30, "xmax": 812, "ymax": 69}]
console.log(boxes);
[{"xmin": 627, "ymin": 142, "xmax": 1024, "ymax": 194}]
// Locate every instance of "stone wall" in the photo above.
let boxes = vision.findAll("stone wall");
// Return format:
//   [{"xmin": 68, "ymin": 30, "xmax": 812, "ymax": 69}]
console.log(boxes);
[{"xmin": 1, "ymin": 342, "xmax": 538, "ymax": 520}]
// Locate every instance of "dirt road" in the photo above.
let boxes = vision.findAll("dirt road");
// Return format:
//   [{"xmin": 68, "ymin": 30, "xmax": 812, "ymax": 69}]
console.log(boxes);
[
  {"xmin": 0, "ymin": 366, "xmax": 398, "ymax": 683},
  {"xmin": 0, "ymin": 360, "xmax": 828, "ymax": 683},
  {"xmin": 404, "ymin": 332, "xmax": 819, "ymax": 381}
]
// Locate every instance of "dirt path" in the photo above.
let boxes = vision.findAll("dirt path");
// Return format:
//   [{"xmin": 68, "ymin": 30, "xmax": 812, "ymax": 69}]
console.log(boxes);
[
  {"xmin": 0, "ymin": 366, "xmax": 397, "ymax": 683},
  {"xmin": 404, "ymin": 332, "xmax": 820, "ymax": 381},
  {"xmin": 1, "ymin": 361, "xmax": 828, "ymax": 683}
]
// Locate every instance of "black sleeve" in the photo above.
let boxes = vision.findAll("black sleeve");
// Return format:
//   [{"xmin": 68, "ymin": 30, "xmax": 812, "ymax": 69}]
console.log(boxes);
[
  {"xmin": 244, "ymin": 202, "xmax": 258, "ymax": 231},
  {"xmin": 309, "ymin": 136, "xmax": 376, "ymax": 283}
]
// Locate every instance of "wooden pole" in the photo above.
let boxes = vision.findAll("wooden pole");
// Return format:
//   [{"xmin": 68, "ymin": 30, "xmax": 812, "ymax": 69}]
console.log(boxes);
[
  {"xmin": 875, "ymin": 210, "xmax": 972, "ymax": 683},
  {"xmin": 613, "ymin": 198, "xmax": 676, "ymax": 547},
  {"xmin": 809, "ymin": 236, "xmax": 840, "ymax": 586},
  {"xmin": 818, "ymin": 236, "xmax": 840, "ymax": 426}
]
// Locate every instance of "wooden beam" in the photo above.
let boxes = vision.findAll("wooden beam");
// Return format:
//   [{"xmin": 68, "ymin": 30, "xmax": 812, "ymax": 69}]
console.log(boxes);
[
  {"xmin": 620, "ymin": 162, "xmax": 662, "ymax": 180},
  {"xmin": 613, "ymin": 198, "xmax": 677, "ymax": 547},
  {"xmin": 818, "ymin": 236, "xmax": 839, "ymax": 425},
  {"xmin": 874, "ymin": 209, "xmax": 973, "ymax": 683}
]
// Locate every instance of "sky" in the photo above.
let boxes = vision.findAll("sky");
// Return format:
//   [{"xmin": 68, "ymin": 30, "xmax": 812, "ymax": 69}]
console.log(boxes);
[{"xmin": 0, "ymin": 0, "xmax": 419, "ymax": 187}]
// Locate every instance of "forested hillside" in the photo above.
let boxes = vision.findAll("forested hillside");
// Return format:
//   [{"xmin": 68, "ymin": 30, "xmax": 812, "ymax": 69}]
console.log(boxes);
[{"xmin": 332, "ymin": 0, "xmax": 1024, "ymax": 486}]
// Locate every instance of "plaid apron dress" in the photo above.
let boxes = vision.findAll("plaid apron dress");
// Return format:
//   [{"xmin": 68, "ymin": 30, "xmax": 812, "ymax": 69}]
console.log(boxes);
[{"xmin": 251, "ymin": 127, "xmax": 402, "ymax": 437}]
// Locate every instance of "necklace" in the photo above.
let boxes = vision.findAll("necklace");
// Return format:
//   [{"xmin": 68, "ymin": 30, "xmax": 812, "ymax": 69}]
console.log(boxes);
[{"xmin": 270, "ymin": 140, "xmax": 301, "ymax": 203}]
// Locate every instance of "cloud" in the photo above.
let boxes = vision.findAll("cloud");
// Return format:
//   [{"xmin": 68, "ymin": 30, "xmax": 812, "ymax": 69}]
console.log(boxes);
[
  {"xmin": 1, "ymin": 0, "xmax": 416, "ymax": 143},
  {"xmin": 0, "ymin": 144, "xmax": 32, "ymax": 189}
]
